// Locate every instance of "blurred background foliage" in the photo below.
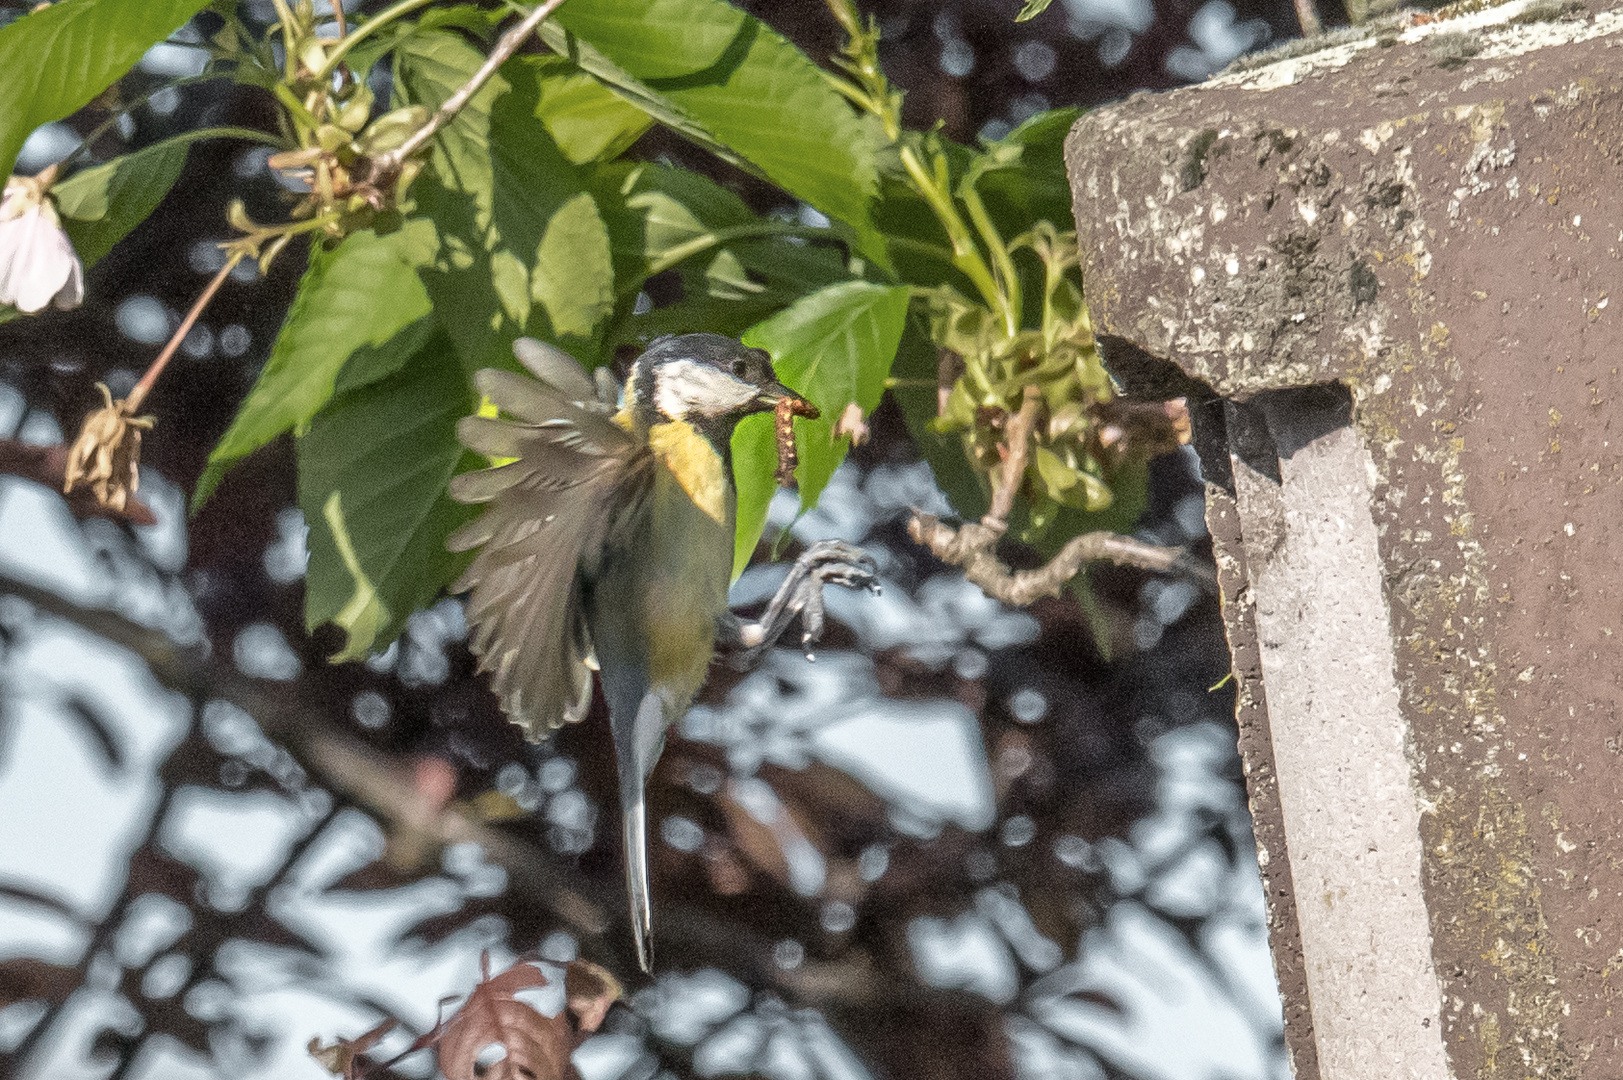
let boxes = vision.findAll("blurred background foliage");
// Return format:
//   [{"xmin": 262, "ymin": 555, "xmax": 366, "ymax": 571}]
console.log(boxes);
[{"xmin": 0, "ymin": 0, "xmax": 1311, "ymax": 1077}]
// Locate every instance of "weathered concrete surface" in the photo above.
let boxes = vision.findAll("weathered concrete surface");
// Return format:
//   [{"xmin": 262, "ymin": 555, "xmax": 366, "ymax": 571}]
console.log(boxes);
[{"xmin": 1067, "ymin": 2, "xmax": 1623, "ymax": 1077}]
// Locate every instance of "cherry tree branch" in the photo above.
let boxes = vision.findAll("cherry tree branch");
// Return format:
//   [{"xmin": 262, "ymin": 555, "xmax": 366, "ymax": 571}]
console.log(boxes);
[
  {"xmin": 910, "ymin": 382, "xmax": 1211, "ymax": 606},
  {"xmin": 376, "ymin": 0, "xmax": 570, "ymax": 172},
  {"xmin": 908, "ymin": 512, "xmax": 1214, "ymax": 607}
]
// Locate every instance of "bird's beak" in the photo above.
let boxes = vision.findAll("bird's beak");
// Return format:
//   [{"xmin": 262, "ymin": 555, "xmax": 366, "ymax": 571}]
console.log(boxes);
[{"xmin": 754, "ymin": 379, "xmax": 819, "ymax": 418}]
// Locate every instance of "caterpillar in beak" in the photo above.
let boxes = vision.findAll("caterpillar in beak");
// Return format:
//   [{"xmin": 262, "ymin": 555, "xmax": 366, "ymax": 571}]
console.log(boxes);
[{"xmin": 774, "ymin": 395, "xmax": 820, "ymax": 487}]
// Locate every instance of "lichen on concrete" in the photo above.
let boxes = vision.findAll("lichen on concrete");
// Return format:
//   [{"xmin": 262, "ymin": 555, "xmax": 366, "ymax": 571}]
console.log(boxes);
[{"xmin": 1067, "ymin": 8, "xmax": 1623, "ymax": 1075}]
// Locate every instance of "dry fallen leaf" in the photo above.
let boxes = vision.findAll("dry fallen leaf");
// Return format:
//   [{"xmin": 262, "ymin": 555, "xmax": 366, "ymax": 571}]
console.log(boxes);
[
  {"xmin": 437, "ymin": 953, "xmax": 573, "ymax": 1080},
  {"xmin": 563, "ymin": 960, "xmax": 621, "ymax": 1035},
  {"xmin": 308, "ymin": 1017, "xmax": 396, "ymax": 1078}
]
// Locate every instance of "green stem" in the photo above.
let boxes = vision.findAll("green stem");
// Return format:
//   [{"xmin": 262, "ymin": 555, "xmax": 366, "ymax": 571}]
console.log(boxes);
[
  {"xmin": 1041, "ymin": 246, "xmax": 1065, "ymax": 352},
  {"xmin": 314, "ymin": 0, "xmax": 439, "ymax": 81},
  {"xmin": 269, "ymin": 0, "xmax": 299, "ymax": 81},
  {"xmin": 273, "ymin": 82, "xmax": 320, "ymax": 141},
  {"xmin": 884, "ymin": 234, "xmax": 958, "ymax": 267},
  {"xmin": 60, "ymin": 72, "xmax": 230, "ymax": 170},
  {"xmin": 177, "ymin": 126, "xmax": 288, "ymax": 151},
  {"xmin": 272, "ymin": 210, "xmax": 345, "ymax": 238},
  {"xmin": 959, "ymin": 185, "xmax": 1021, "ymax": 336},
  {"xmin": 643, "ymin": 222, "xmax": 837, "ymax": 277},
  {"xmin": 898, "ymin": 145, "xmax": 1004, "ymax": 318}
]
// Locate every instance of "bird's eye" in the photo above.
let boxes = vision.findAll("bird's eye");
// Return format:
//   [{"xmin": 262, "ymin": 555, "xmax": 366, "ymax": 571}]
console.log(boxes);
[{"xmin": 731, "ymin": 358, "xmax": 748, "ymax": 377}]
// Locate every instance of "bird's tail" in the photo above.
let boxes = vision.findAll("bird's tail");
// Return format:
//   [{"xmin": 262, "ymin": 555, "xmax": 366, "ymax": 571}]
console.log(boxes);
[{"xmin": 613, "ymin": 690, "xmax": 666, "ymax": 973}]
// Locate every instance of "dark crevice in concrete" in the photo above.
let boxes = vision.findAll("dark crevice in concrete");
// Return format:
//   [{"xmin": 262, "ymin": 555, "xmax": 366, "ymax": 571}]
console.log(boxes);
[{"xmin": 1252, "ymin": 382, "xmax": 1354, "ymax": 459}]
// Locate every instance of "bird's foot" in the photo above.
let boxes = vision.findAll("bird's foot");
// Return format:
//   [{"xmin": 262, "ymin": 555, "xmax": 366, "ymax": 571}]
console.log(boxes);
[{"xmin": 731, "ymin": 540, "xmax": 880, "ymax": 668}]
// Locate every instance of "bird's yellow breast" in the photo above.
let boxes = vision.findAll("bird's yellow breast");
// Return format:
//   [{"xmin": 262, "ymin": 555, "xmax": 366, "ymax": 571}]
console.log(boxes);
[{"xmin": 645, "ymin": 420, "xmax": 729, "ymax": 525}]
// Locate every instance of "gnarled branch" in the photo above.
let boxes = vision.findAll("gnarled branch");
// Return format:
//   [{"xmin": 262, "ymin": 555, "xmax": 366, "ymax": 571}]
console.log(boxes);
[{"xmin": 908, "ymin": 512, "xmax": 1214, "ymax": 607}]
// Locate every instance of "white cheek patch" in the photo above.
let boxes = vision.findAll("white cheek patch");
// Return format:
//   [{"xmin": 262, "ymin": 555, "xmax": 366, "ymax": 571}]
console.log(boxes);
[{"xmin": 654, "ymin": 358, "xmax": 760, "ymax": 420}]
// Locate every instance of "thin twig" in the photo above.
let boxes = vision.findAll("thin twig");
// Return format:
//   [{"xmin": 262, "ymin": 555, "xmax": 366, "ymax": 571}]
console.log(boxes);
[
  {"xmin": 0, "ymin": 569, "xmax": 1008, "ymax": 1015},
  {"xmin": 935, "ymin": 348, "xmax": 964, "ymax": 417},
  {"xmin": 1294, "ymin": 0, "xmax": 1322, "ymax": 37},
  {"xmin": 908, "ymin": 512, "xmax": 1214, "ymax": 607},
  {"xmin": 377, "ymin": 0, "xmax": 570, "ymax": 171},
  {"xmin": 985, "ymin": 384, "xmax": 1042, "ymax": 527},
  {"xmin": 0, "ymin": 568, "xmax": 608, "ymax": 942},
  {"xmin": 126, "ymin": 252, "xmax": 244, "ymax": 412},
  {"xmin": 918, "ymin": 372, "xmax": 1211, "ymax": 606}
]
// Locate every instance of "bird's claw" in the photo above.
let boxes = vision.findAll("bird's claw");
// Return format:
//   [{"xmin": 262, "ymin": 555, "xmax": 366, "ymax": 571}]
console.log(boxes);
[
  {"xmin": 797, "ymin": 539, "xmax": 879, "ymax": 589},
  {"xmin": 730, "ymin": 540, "xmax": 881, "ymax": 668}
]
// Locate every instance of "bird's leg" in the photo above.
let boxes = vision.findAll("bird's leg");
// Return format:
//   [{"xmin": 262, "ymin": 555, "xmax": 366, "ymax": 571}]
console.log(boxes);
[{"xmin": 720, "ymin": 539, "xmax": 880, "ymax": 669}]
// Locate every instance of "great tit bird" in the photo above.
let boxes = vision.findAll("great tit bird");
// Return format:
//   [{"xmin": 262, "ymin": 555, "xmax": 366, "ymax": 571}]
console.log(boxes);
[{"xmin": 446, "ymin": 333, "xmax": 877, "ymax": 972}]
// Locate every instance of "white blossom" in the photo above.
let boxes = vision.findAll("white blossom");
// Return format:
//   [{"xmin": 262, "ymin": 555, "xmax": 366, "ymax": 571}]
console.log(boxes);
[{"xmin": 0, "ymin": 168, "xmax": 84, "ymax": 313}]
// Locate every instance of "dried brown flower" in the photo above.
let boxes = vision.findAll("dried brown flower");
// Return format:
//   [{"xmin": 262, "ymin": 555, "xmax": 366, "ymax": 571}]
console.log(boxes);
[
  {"xmin": 0, "ymin": 440, "xmax": 155, "ymax": 524},
  {"xmin": 832, "ymin": 401, "xmax": 870, "ymax": 446},
  {"xmin": 62, "ymin": 383, "xmax": 154, "ymax": 514}
]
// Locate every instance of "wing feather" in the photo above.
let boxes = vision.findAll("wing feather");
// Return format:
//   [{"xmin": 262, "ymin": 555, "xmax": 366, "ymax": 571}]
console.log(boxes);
[
  {"xmin": 512, "ymin": 336, "xmax": 598, "ymax": 400},
  {"xmin": 449, "ymin": 349, "xmax": 650, "ymax": 739}
]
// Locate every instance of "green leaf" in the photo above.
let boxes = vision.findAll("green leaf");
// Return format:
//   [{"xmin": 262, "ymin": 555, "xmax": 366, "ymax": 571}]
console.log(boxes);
[
  {"xmin": 53, "ymin": 127, "xmax": 271, "ymax": 267},
  {"xmin": 318, "ymin": 492, "xmax": 389, "ymax": 663},
  {"xmin": 532, "ymin": 190, "xmax": 614, "ymax": 339},
  {"xmin": 395, "ymin": 34, "xmax": 610, "ymax": 367},
  {"xmin": 299, "ymin": 331, "xmax": 476, "ymax": 660},
  {"xmin": 341, "ymin": 3, "xmax": 499, "ymax": 80},
  {"xmin": 392, "ymin": 29, "xmax": 507, "ymax": 218},
  {"xmin": 0, "ymin": 0, "xmax": 214, "ymax": 179},
  {"xmin": 1013, "ymin": 459, "xmax": 1150, "ymax": 556},
  {"xmin": 972, "ymin": 107, "xmax": 1082, "ymax": 239},
  {"xmin": 195, "ymin": 221, "xmax": 437, "ymax": 507},
  {"xmin": 331, "ymin": 313, "xmax": 437, "ymax": 398},
  {"xmin": 537, "ymin": 0, "xmax": 886, "ymax": 267},
  {"xmin": 1014, "ymin": 0, "xmax": 1056, "ymax": 20},
  {"xmin": 597, "ymin": 161, "xmax": 850, "ymax": 342},
  {"xmin": 731, "ymin": 280, "xmax": 910, "ymax": 577},
  {"xmin": 530, "ymin": 55, "xmax": 652, "ymax": 163}
]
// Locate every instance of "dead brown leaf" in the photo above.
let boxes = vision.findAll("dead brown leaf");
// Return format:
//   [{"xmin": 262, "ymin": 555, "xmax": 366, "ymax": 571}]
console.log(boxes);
[
  {"xmin": 437, "ymin": 953, "xmax": 574, "ymax": 1080},
  {"xmin": 562, "ymin": 960, "xmax": 620, "ymax": 1035},
  {"xmin": 308, "ymin": 1017, "xmax": 396, "ymax": 1078}
]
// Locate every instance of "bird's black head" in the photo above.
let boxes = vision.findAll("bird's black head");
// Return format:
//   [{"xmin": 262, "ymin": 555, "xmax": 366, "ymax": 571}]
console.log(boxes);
[{"xmin": 626, "ymin": 333, "xmax": 806, "ymax": 443}]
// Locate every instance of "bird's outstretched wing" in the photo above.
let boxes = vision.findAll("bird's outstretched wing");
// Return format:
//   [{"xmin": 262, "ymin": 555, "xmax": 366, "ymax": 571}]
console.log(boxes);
[{"xmin": 446, "ymin": 340, "xmax": 651, "ymax": 739}]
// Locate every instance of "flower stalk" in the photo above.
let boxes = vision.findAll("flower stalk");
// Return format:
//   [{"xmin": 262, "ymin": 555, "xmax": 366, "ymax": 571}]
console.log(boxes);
[
  {"xmin": 127, "ymin": 251, "xmax": 245, "ymax": 413},
  {"xmin": 61, "ymin": 195, "xmax": 323, "ymax": 515}
]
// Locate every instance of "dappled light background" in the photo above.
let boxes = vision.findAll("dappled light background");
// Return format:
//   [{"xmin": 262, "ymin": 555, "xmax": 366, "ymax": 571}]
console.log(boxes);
[{"xmin": 0, "ymin": 0, "xmax": 1307, "ymax": 1078}]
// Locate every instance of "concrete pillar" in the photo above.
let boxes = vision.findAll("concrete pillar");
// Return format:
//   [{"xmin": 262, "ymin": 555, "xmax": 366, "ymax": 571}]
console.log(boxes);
[{"xmin": 1066, "ymin": 3, "xmax": 1623, "ymax": 1076}]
